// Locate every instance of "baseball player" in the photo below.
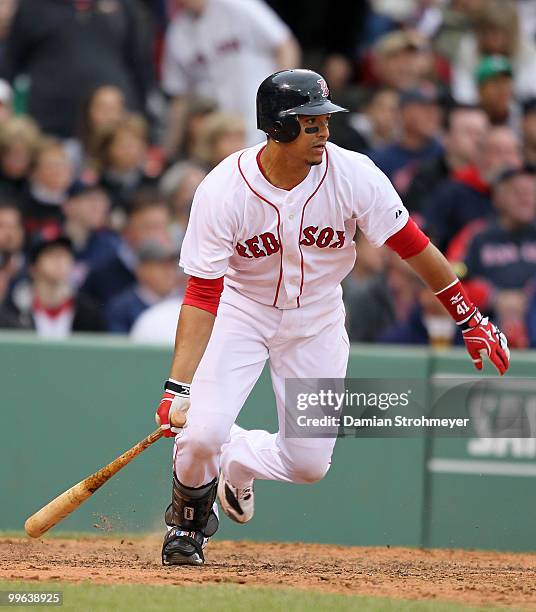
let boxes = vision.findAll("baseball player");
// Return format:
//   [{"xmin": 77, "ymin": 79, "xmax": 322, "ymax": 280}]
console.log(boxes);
[{"xmin": 155, "ymin": 70, "xmax": 510, "ymax": 566}]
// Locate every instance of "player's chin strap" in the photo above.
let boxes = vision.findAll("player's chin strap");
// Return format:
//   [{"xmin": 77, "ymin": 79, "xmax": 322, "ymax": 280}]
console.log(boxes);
[{"xmin": 165, "ymin": 475, "xmax": 219, "ymax": 537}]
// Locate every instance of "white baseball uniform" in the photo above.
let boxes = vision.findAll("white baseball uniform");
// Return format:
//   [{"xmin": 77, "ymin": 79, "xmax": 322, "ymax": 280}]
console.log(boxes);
[{"xmin": 173, "ymin": 141, "xmax": 409, "ymax": 489}]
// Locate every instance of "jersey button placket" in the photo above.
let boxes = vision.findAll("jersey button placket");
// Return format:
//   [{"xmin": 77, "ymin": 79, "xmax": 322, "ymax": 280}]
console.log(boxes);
[{"xmin": 281, "ymin": 201, "xmax": 301, "ymax": 304}]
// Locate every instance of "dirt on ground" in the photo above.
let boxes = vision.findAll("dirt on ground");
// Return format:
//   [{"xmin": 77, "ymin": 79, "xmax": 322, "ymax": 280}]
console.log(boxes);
[{"xmin": 1, "ymin": 537, "xmax": 535, "ymax": 609}]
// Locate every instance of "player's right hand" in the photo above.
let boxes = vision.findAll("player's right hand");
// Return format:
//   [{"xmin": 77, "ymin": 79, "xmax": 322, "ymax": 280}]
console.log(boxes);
[{"xmin": 155, "ymin": 379, "xmax": 190, "ymax": 437}]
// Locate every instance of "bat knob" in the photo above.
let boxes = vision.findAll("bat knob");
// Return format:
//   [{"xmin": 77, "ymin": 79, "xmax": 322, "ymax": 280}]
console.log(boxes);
[{"xmin": 24, "ymin": 516, "xmax": 42, "ymax": 538}]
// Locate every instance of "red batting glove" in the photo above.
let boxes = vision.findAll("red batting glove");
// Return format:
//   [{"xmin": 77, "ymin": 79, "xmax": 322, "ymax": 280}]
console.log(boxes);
[
  {"xmin": 155, "ymin": 379, "xmax": 190, "ymax": 437},
  {"xmin": 461, "ymin": 310, "xmax": 510, "ymax": 376}
]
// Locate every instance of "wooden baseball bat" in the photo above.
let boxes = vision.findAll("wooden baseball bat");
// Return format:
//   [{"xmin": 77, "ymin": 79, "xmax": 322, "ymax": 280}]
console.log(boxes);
[{"xmin": 24, "ymin": 413, "xmax": 186, "ymax": 538}]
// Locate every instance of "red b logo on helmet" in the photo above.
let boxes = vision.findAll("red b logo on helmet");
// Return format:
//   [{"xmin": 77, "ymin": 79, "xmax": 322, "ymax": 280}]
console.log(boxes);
[{"xmin": 317, "ymin": 78, "xmax": 329, "ymax": 98}]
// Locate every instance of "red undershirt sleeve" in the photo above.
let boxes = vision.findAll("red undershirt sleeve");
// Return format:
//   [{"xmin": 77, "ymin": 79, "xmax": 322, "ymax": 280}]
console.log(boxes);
[
  {"xmin": 384, "ymin": 217, "xmax": 430, "ymax": 259},
  {"xmin": 182, "ymin": 276, "xmax": 225, "ymax": 316}
]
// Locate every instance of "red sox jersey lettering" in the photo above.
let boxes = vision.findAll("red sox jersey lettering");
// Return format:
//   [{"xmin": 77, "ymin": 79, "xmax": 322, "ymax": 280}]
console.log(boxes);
[
  {"xmin": 300, "ymin": 226, "xmax": 345, "ymax": 249},
  {"xmin": 237, "ymin": 226, "xmax": 344, "ymax": 259},
  {"xmin": 236, "ymin": 232, "xmax": 280, "ymax": 258},
  {"xmin": 180, "ymin": 142, "xmax": 409, "ymax": 309}
]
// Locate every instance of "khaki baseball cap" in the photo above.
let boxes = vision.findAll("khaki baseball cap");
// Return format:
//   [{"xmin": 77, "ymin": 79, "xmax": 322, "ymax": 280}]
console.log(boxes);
[{"xmin": 374, "ymin": 30, "xmax": 426, "ymax": 57}]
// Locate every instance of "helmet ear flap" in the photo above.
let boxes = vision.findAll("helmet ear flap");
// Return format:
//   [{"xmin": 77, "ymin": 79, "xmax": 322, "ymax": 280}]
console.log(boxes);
[{"xmin": 270, "ymin": 116, "xmax": 300, "ymax": 143}]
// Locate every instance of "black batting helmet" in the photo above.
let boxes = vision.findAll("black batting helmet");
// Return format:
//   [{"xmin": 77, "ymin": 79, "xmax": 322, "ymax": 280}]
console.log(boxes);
[{"xmin": 256, "ymin": 69, "xmax": 348, "ymax": 143}]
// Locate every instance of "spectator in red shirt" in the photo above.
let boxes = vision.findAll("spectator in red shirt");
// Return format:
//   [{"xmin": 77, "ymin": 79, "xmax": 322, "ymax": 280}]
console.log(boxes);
[
  {"xmin": 0, "ymin": 232, "xmax": 105, "ymax": 336},
  {"xmin": 405, "ymin": 104, "xmax": 489, "ymax": 214},
  {"xmin": 423, "ymin": 126, "xmax": 522, "ymax": 250}
]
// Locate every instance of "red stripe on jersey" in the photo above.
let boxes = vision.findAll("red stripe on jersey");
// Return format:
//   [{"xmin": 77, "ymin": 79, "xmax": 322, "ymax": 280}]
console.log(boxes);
[
  {"xmin": 297, "ymin": 149, "xmax": 330, "ymax": 307},
  {"xmin": 237, "ymin": 151, "xmax": 283, "ymax": 307}
]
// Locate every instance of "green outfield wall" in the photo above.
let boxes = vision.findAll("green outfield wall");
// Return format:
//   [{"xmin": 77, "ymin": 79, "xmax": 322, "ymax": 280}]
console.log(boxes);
[{"xmin": 1, "ymin": 332, "xmax": 535, "ymax": 551}]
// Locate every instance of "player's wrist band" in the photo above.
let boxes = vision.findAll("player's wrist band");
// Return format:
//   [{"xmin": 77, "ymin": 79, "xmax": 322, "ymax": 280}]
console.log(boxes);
[
  {"xmin": 164, "ymin": 379, "xmax": 191, "ymax": 395},
  {"xmin": 434, "ymin": 278, "xmax": 476, "ymax": 326}
]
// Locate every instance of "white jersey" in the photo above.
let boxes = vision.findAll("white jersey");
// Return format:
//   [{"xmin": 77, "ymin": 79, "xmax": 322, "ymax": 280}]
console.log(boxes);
[
  {"xmin": 180, "ymin": 141, "xmax": 409, "ymax": 310},
  {"xmin": 162, "ymin": 0, "xmax": 291, "ymax": 145}
]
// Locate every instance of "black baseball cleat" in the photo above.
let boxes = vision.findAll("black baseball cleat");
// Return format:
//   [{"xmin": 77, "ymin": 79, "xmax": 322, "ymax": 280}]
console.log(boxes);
[{"xmin": 162, "ymin": 527, "xmax": 207, "ymax": 566}]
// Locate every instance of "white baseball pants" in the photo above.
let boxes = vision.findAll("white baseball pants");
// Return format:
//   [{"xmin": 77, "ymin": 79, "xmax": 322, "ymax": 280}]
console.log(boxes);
[{"xmin": 173, "ymin": 286, "xmax": 349, "ymax": 488}]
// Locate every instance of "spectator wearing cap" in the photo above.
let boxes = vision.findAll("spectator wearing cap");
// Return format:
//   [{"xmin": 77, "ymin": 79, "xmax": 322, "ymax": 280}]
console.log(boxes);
[
  {"xmin": 0, "ymin": 232, "xmax": 105, "ymax": 336},
  {"xmin": 368, "ymin": 84, "xmax": 443, "ymax": 196},
  {"xmin": 21, "ymin": 138, "xmax": 74, "ymax": 239},
  {"xmin": 62, "ymin": 183, "xmax": 120, "ymax": 287},
  {"xmin": 463, "ymin": 165, "xmax": 536, "ymax": 290},
  {"xmin": 522, "ymin": 98, "xmax": 536, "ymax": 165},
  {"xmin": 0, "ymin": 115, "xmax": 40, "ymax": 201},
  {"xmin": 405, "ymin": 105, "xmax": 489, "ymax": 213},
  {"xmin": 366, "ymin": 30, "xmax": 434, "ymax": 92},
  {"xmin": 474, "ymin": 55, "xmax": 519, "ymax": 130},
  {"xmin": 81, "ymin": 189, "xmax": 171, "ymax": 308},
  {"xmin": 106, "ymin": 240, "xmax": 180, "ymax": 334},
  {"xmin": 452, "ymin": 0, "xmax": 536, "ymax": 104},
  {"xmin": 423, "ymin": 126, "xmax": 522, "ymax": 251},
  {"xmin": 2, "ymin": 0, "xmax": 151, "ymax": 138},
  {"xmin": 162, "ymin": 0, "xmax": 300, "ymax": 155}
]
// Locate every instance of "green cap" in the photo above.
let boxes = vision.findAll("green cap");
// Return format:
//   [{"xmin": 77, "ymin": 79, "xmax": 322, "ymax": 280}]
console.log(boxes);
[{"xmin": 475, "ymin": 55, "xmax": 513, "ymax": 85}]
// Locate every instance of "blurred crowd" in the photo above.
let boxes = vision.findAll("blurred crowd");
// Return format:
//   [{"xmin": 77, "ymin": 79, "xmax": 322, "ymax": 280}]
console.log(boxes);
[{"xmin": 0, "ymin": 0, "xmax": 535, "ymax": 349}]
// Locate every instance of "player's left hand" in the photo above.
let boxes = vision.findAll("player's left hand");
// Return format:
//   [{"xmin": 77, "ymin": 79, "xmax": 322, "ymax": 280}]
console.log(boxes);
[
  {"xmin": 461, "ymin": 310, "xmax": 510, "ymax": 375},
  {"xmin": 155, "ymin": 379, "xmax": 190, "ymax": 437}
]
